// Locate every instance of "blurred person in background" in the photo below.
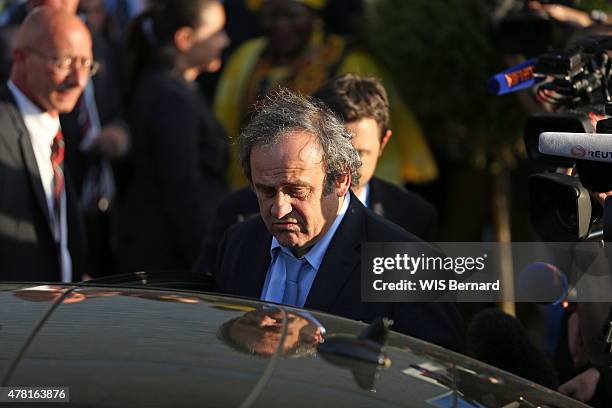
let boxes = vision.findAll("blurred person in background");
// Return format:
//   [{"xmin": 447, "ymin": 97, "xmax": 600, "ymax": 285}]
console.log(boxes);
[
  {"xmin": 0, "ymin": 7, "xmax": 92, "ymax": 281},
  {"xmin": 103, "ymin": 0, "xmax": 149, "ymax": 35},
  {"xmin": 117, "ymin": 0, "xmax": 229, "ymax": 273},
  {"xmin": 197, "ymin": 0, "xmax": 364, "ymax": 99},
  {"xmin": 78, "ymin": 0, "xmax": 122, "ymax": 45},
  {"xmin": 312, "ymin": 74, "xmax": 437, "ymax": 242},
  {"xmin": 64, "ymin": 0, "xmax": 128, "ymax": 277},
  {"xmin": 213, "ymin": 0, "xmax": 437, "ymax": 191},
  {"xmin": 0, "ymin": 0, "xmax": 130, "ymax": 278}
]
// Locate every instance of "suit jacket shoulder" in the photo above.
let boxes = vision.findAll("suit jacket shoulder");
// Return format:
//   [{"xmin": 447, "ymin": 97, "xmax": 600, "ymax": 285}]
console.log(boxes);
[
  {"xmin": 223, "ymin": 213, "xmax": 268, "ymax": 249},
  {"xmin": 216, "ymin": 187, "xmax": 260, "ymax": 227},
  {"xmin": 192, "ymin": 186, "xmax": 259, "ymax": 275},
  {"xmin": 0, "ymin": 84, "xmax": 24, "ymax": 130},
  {"xmin": 363, "ymin": 202, "xmax": 424, "ymax": 242},
  {"xmin": 214, "ymin": 215, "xmax": 271, "ymax": 299},
  {"xmin": 369, "ymin": 176, "xmax": 438, "ymax": 241}
]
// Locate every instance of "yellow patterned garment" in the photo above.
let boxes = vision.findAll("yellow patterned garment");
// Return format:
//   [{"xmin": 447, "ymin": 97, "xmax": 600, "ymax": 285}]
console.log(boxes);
[{"xmin": 214, "ymin": 32, "xmax": 439, "ymax": 189}]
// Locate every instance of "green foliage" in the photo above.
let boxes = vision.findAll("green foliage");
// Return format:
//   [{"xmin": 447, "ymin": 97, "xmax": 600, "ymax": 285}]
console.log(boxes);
[{"xmin": 363, "ymin": 0, "xmax": 526, "ymax": 161}]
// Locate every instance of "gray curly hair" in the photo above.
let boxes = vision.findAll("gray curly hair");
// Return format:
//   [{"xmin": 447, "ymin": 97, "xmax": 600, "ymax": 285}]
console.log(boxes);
[{"xmin": 238, "ymin": 88, "xmax": 361, "ymax": 194}]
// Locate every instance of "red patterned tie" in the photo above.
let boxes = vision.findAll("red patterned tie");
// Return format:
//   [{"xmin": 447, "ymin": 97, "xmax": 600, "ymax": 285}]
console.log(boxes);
[{"xmin": 51, "ymin": 129, "xmax": 65, "ymax": 218}]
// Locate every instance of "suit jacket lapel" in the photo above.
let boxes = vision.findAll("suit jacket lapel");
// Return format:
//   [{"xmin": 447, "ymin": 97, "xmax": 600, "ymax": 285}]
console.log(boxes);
[
  {"xmin": 305, "ymin": 192, "xmax": 364, "ymax": 311},
  {"xmin": 235, "ymin": 218, "xmax": 272, "ymax": 299},
  {"xmin": 2, "ymin": 86, "xmax": 53, "ymax": 228},
  {"xmin": 368, "ymin": 177, "xmax": 385, "ymax": 217}
]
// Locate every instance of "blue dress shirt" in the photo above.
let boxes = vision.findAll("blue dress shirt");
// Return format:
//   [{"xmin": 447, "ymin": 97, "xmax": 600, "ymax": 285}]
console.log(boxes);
[{"xmin": 260, "ymin": 193, "xmax": 351, "ymax": 307}]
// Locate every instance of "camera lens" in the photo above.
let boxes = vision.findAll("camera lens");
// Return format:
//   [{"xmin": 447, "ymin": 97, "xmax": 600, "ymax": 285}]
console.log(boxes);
[{"xmin": 555, "ymin": 198, "xmax": 578, "ymax": 232}]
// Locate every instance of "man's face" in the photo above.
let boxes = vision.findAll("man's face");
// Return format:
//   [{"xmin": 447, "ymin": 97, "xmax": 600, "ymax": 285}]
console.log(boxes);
[
  {"xmin": 251, "ymin": 130, "xmax": 345, "ymax": 257},
  {"xmin": 20, "ymin": 22, "xmax": 92, "ymax": 116},
  {"xmin": 260, "ymin": 0, "xmax": 314, "ymax": 59},
  {"xmin": 185, "ymin": 1, "xmax": 229, "ymax": 74},
  {"xmin": 346, "ymin": 118, "xmax": 390, "ymax": 191}
]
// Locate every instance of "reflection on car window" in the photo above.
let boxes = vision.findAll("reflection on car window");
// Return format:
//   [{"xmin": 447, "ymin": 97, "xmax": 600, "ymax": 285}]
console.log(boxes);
[
  {"xmin": 13, "ymin": 286, "xmax": 210, "ymax": 305},
  {"xmin": 217, "ymin": 306, "xmax": 325, "ymax": 357},
  {"xmin": 13, "ymin": 285, "xmax": 88, "ymax": 304}
]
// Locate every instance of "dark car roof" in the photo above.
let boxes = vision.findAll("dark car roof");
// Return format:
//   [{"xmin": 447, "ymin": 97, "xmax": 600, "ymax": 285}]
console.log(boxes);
[{"xmin": 0, "ymin": 284, "xmax": 586, "ymax": 408}]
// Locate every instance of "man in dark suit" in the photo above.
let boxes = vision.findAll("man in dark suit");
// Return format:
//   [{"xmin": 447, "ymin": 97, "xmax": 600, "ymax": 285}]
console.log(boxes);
[
  {"xmin": 211, "ymin": 88, "xmax": 463, "ymax": 350},
  {"xmin": 0, "ymin": 7, "xmax": 91, "ymax": 281},
  {"xmin": 0, "ymin": 0, "xmax": 130, "ymax": 278},
  {"xmin": 196, "ymin": 74, "xmax": 438, "ymax": 275},
  {"xmin": 316, "ymin": 74, "xmax": 437, "ymax": 240}
]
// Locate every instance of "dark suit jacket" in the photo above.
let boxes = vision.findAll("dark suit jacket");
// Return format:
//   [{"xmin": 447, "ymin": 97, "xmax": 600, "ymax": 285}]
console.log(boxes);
[
  {"xmin": 214, "ymin": 192, "xmax": 464, "ymax": 351},
  {"xmin": 0, "ymin": 85, "xmax": 86, "ymax": 282},
  {"xmin": 118, "ymin": 63, "xmax": 229, "ymax": 273},
  {"xmin": 368, "ymin": 177, "xmax": 437, "ymax": 241}
]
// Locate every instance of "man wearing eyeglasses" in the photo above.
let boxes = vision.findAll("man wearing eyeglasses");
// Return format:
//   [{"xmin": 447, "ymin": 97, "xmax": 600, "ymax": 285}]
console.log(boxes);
[{"xmin": 0, "ymin": 6, "xmax": 93, "ymax": 282}]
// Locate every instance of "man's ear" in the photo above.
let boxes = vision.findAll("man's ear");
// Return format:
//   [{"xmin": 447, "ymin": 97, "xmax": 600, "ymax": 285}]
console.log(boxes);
[
  {"xmin": 174, "ymin": 26, "xmax": 194, "ymax": 52},
  {"xmin": 335, "ymin": 172, "xmax": 351, "ymax": 196},
  {"xmin": 379, "ymin": 130, "xmax": 392, "ymax": 157}
]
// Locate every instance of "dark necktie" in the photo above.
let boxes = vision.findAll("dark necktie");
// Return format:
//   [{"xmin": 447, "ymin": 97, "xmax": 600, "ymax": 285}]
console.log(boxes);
[{"xmin": 51, "ymin": 129, "xmax": 65, "ymax": 223}]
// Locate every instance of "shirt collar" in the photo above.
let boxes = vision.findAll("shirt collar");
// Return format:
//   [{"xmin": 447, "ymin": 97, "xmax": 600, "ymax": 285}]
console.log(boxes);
[
  {"xmin": 7, "ymin": 80, "xmax": 60, "ymax": 144},
  {"xmin": 270, "ymin": 192, "xmax": 351, "ymax": 270},
  {"xmin": 356, "ymin": 183, "xmax": 370, "ymax": 208}
]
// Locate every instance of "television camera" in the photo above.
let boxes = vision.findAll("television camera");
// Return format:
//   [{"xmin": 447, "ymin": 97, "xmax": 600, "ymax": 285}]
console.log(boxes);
[{"xmin": 490, "ymin": 34, "xmax": 612, "ymax": 242}]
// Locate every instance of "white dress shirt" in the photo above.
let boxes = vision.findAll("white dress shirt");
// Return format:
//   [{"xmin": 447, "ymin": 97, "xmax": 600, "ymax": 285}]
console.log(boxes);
[
  {"xmin": 356, "ymin": 182, "xmax": 370, "ymax": 208},
  {"xmin": 8, "ymin": 80, "xmax": 72, "ymax": 282}
]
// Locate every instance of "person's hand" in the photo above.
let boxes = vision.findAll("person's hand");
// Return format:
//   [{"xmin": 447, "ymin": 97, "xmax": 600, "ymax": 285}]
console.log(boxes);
[
  {"xmin": 594, "ymin": 191, "xmax": 612, "ymax": 207},
  {"xmin": 91, "ymin": 124, "xmax": 130, "ymax": 160},
  {"xmin": 558, "ymin": 367, "xmax": 600, "ymax": 402}
]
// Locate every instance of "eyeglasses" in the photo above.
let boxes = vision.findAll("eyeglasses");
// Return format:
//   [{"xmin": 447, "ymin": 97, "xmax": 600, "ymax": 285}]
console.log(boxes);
[{"xmin": 23, "ymin": 47, "xmax": 100, "ymax": 76}]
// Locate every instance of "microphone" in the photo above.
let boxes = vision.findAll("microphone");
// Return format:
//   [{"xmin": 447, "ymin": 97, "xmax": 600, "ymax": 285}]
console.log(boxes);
[
  {"xmin": 539, "ymin": 132, "xmax": 612, "ymax": 164},
  {"xmin": 487, "ymin": 59, "xmax": 544, "ymax": 95},
  {"xmin": 517, "ymin": 262, "xmax": 568, "ymax": 305},
  {"xmin": 467, "ymin": 308, "xmax": 558, "ymax": 389}
]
